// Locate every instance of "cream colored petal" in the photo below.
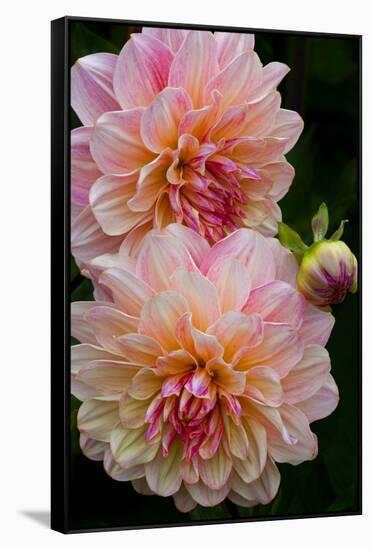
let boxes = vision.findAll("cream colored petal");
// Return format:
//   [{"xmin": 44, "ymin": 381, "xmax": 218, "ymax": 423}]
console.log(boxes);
[
  {"xmin": 145, "ymin": 439, "xmax": 183, "ymax": 497},
  {"xmin": 111, "ymin": 423, "xmax": 160, "ymax": 468},
  {"xmin": 78, "ymin": 396, "xmax": 119, "ymax": 442}
]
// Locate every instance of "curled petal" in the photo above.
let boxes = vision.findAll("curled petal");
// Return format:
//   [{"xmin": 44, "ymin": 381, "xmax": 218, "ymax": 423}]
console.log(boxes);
[
  {"xmin": 80, "ymin": 434, "xmax": 108, "ymax": 461},
  {"xmin": 232, "ymin": 417, "xmax": 267, "ymax": 482},
  {"xmin": 173, "ymin": 485, "xmax": 197, "ymax": 512},
  {"xmin": 77, "ymin": 360, "xmax": 140, "ymax": 395},
  {"xmin": 208, "ymin": 311, "xmax": 264, "ymax": 363},
  {"xmin": 116, "ymin": 333, "xmax": 163, "ymax": 366},
  {"xmin": 267, "ymin": 236, "xmax": 299, "ymax": 287},
  {"xmin": 104, "ymin": 448, "xmax": 144, "ymax": 481},
  {"xmin": 128, "ymin": 368, "xmax": 163, "ymax": 400},
  {"xmin": 185, "ymin": 479, "xmax": 230, "ymax": 507},
  {"xmin": 270, "ymin": 108, "xmax": 304, "ymax": 153},
  {"xmin": 119, "ymin": 393, "xmax": 151, "ymax": 428},
  {"xmin": 244, "ymin": 366, "xmax": 283, "ymax": 407},
  {"xmin": 234, "ymin": 322, "xmax": 304, "ymax": 378},
  {"xmin": 165, "ymin": 223, "xmax": 210, "ymax": 267},
  {"xmin": 141, "ymin": 87, "xmax": 193, "ymax": 153}
]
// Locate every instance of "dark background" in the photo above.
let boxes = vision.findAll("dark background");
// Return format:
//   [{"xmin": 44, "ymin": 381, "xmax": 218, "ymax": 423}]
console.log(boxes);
[{"xmin": 69, "ymin": 20, "xmax": 361, "ymax": 530}]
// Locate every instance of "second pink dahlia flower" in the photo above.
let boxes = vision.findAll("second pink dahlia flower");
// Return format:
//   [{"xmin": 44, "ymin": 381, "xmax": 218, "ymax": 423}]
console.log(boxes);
[
  {"xmin": 71, "ymin": 224, "xmax": 338, "ymax": 512},
  {"xmin": 71, "ymin": 28, "xmax": 303, "ymax": 268}
]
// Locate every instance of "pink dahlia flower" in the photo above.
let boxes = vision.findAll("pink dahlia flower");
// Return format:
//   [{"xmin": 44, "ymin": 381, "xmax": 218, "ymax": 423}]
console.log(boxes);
[
  {"xmin": 71, "ymin": 28, "xmax": 303, "ymax": 269},
  {"xmin": 71, "ymin": 224, "xmax": 338, "ymax": 511}
]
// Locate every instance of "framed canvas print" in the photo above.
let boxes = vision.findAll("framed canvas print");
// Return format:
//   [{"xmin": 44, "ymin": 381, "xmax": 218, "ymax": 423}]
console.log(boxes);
[{"xmin": 51, "ymin": 16, "xmax": 362, "ymax": 533}]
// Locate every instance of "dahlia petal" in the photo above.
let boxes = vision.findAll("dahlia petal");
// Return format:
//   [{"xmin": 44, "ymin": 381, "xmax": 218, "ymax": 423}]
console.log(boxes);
[
  {"xmin": 169, "ymin": 31, "xmax": 218, "ymax": 108},
  {"xmin": 154, "ymin": 191, "xmax": 174, "ymax": 228},
  {"xmin": 71, "ymin": 53, "xmax": 120, "ymax": 125},
  {"xmin": 71, "ymin": 127, "xmax": 102, "ymax": 206},
  {"xmin": 185, "ymin": 479, "xmax": 230, "ymax": 507},
  {"xmin": 145, "ymin": 440, "xmax": 183, "ymax": 496},
  {"xmin": 227, "ymin": 490, "xmax": 258, "ymax": 507},
  {"xmin": 173, "ymin": 485, "xmax": 197, "ymax": 512},
  {"xmin": 119, "ymin": 393, "xmax": 151, "ymax": 428},
  {"xmin": 295, "ymin": 373, "xmax": 339, "ymax": 423},
  {"xmin": 99, "ymin": 268, "xmax": 153, "ymax": 316},
  {"xmin": 136, "ymin": 234, "xmax": 198, "ymax": 292},
  {"xmin": 162, "ymin": 371, "xmax": 191, "ymax": 397},
  {"xmin": 185, "ymin": 367, "xmax": 212, "ymax": 398},
  {"xmin": 214, "ymin": 32, "xmax": 255, "ymax": 69},
  {"xmin": 142, "ymin": 27, "xmax": 188, "ymax": 53},
  {"xmin": 77, "ymin": 360, "xmax": 140, "ymax": 395},
  {"xmin": 170, "ymin": 268, "xmax": 221, "ymax": 331},
  {"xmin": 204, "ymin": 51, "xmax": 262, "ymax": 110},
  {"xmin": 209, "ymin": 103, "xmax": 250, "ymax": 142},
  {"xmin": 261, "ymin": 161, "xmax": 295, "ymax": 202},
  {"xmin": 234, "ymin": 322, "xmax": 304, "ymax": 377},
  {"xmin": 80, "ymin": 434, "xmax": 108, "ymax": 461},
  {"xmin": 178, "ymin": 90, "xmax": 222, "ymax": 141},
  {"xmin": 270, "ymin": 109, "xmax": 304, "ymax": 153},
  {"xmin": 208, "ymin": 311, "xmax": 264, "ymax": 363},
  {"xmin": 156, "ymin": 349, "xmax": 196, "ymax": 376},
  {"xmin": 78, "ymin": 396, "xmax": 119, "ymax": 442},
  {"xmin": 245, "ymin": 366, "xmax": 283, "ymax": 407},
  {"xmin": 104, "ymin": 448, "xmax": 144, "ymax": 481},
  {"xmin": 232, "ymin": 417, "xmax": 267, "ymax": 482},
  {"xmin": 139, "ymin": 291, "xmax": 189, "ymax": 351},
  {"xmin": 141, "ymin": 87, "xmax": 193, "ymax": 153},
  {"xmin": 282, "ymin": 345, "xmax": 331, "ymax": 404},
  {"xmin": 71, "ymin": 301, "xmax": 110, "ymax": 345},
  {"xmin": 128, "ymin": 368, "xmax": 163, "ymax": 400},
  {"xmin": 243, "ymin": 280, "xmax": 305, "ymax": 330},
  {"xmin": 299, "ymin": 302, "xmax": 335, "ymax": 346},
  {"xmin": 71, "ymin": 377, "xmax": 99, "ymax": 401},
  {"xmin": 258, "ymin": 61, "xmax": 290, "ymax": 98},
  {"xmin": 113, "ymin": 34, "xmax": 174, "ymax": 109},
  {"xmin": 241, "ymin": 91, "xmax": 281, "ymax": 136},
  {"xmin": 231, "ymin": 457, "xmax": 280, "ymax": 505},
  {"xmin": 180, "ymin": 457, "xmax": 199, "ymax": 484},
  {"xmin": 208, "ymin": 358, "xmax": 246, "ymax": 394},
  {"xmin": 84, "ymin": 305, "xmax": 139, "ymax": 355},
  {"xmin": 222, "ymin": 414, "xmax": 249, "ymax": 460},
  {"xmin": 165, "ymin": 223, "xmax": 210, "ymax": 267},
  {"xmin": 188, "ymin": 322, "xmax": 224, "ymax": 363},
  {"xmin": 116, "ymin": 333, "xmax": 163, "ymax": 366},
  {"xmin": 71, "ymin": 205, "xmax": 122, "ymax": 264},
  {"xmin": 267, "ymin": 237, "xmax": 299, "ymax": 288},
  {"xmin": 131, "ymin": 477, "xmax": 155, "ymax": 495},
  {"xmin": 244, "ymin": 400, "xmax": 294, "ymax": 445},
  {"xmin": 90, "ymin": 173, "xmax": 146, "ymax": 236},
  {"xmin": 128, "ymin": 149, "xmax": 173, "ymax": 213},
  {"xmin": 199, "ymin": 445, "xmax": 232, "ymax": 490},
  {"xmin": 268, "ymin": 403, "xmax": 318, "ymax": 465},
  {"xmin": 207, "ymin": 257, "xmax": 251, "ymax": 313},
  {"xmin": 201, "ymin": 228, "xmax": 276, "ymax": 289},
  {"xmin": 111, "ymin": 423, "xmax": 160, "ymax": 468},
  {"xmin": 90, "ymin": 108, "xmax": 154, "ymax": 174},
  {"xmin": 228, "ymin": 136, "xmax": 289, "ymax": 166}
]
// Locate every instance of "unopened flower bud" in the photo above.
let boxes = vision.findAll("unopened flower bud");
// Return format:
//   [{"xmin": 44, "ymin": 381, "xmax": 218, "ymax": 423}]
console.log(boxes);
[{"xmin": 297, "ymin": 240, "xmax": 357, "ymax": 307}]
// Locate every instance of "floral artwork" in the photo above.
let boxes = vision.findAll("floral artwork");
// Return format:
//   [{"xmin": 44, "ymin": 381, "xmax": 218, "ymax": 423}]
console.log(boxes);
[{"xmin": 68, "ymin": 20, "xmax": 360, "ymax": 530}]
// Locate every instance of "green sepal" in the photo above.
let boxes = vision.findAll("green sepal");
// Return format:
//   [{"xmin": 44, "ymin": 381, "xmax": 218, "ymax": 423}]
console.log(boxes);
[
  {"xmin": 330, "ymin": 219, "xmax": 348, "ymax": 241},
  {"xmin": 278, "ymin": 222, "xmax": 308, "ymax": 256},
  {"xmin": 311, "ymin": 202, "xmax": 329, "ymax": 241}
]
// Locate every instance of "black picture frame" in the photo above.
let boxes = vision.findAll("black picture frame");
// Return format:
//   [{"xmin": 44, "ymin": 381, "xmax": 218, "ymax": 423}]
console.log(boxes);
[{"xmin": 51, "ymin": 16, "xmax": 362, "ymax": 534}]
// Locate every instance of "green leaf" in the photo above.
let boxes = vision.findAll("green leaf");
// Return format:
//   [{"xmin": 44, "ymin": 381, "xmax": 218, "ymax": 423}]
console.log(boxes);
[
  {"xmin": 311, "ymin": 202, "xmax": 329, "ymax": 241},
  {"xmin": 278, "ymin": 222, "xmax": 308, "ymax": 255},
  {"xmin": 330, "ymin": 219, "xmax": 348, "ymax": 241}
]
